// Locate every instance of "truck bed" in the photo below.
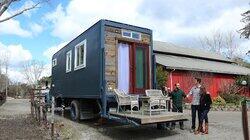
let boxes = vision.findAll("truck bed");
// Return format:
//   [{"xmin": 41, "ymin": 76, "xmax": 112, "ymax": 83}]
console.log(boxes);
[{"xmin": 109, "ymin": 110, "xmax": 189, "ymax": 125}]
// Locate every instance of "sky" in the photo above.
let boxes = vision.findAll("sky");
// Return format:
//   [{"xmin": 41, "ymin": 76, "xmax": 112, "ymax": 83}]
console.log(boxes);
[{"xmin": 0, "ymin": 0, "xmax": 250, "ymax": 83}]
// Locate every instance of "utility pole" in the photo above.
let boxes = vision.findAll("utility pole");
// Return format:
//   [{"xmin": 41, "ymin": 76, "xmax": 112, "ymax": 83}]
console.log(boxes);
[{"xmin": 5, "ymin": 65, "xmax": 8, "ymax": 98}]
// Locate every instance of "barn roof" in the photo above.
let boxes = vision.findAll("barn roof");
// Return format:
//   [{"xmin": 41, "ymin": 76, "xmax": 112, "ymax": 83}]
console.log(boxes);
[
  {"xmin": 153, "ymin": 41, "xmax": 232, "ymax": 63},
  {"xmin": 153, "ymin": 41, "xmax": 250, "ymax": 75}
]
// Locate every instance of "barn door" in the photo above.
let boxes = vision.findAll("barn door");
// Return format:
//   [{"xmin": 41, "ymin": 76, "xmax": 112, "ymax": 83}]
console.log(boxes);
[{"xmin": 130, "ymin": 43, "xmax": 149, "ymax": 94}]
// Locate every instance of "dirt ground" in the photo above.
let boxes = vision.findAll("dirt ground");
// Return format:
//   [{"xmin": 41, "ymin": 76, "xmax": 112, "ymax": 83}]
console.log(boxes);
[
  {"xmin": 55, "ymin": 109, "xmax": 250, "ymax": 140},
  {"xmin": 0, "ymin": 99, "xmax": 50, "ymax": 140},
  {"xmin": 0, "ymin": 99, "xmax": 249, "ymax": 140}
]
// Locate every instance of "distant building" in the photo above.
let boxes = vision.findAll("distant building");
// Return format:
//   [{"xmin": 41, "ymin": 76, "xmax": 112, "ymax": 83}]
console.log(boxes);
[{"xmin": 154, "ymin": 41, "xmax": 250, "ymax": 98}]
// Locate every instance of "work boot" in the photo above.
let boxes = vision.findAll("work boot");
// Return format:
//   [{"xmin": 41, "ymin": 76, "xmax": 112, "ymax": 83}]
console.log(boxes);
[
  {"xmin": 204, "ymin": 123, "xmax": 208, "ymax": 134},
  {"xmin": 194, "ymin": 124, "xmax": 203, "ymax": 135}
]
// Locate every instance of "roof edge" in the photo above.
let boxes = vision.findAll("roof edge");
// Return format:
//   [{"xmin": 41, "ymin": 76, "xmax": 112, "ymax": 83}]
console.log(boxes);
[{"xmin": 154, "ymin": 50, "xmax": 233, "ymax": 64}]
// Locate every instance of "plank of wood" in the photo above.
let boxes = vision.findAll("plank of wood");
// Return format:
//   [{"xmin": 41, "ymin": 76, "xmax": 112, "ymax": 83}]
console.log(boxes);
[{"xmin": 109, "ymin": 111, "xmax": 189, "ymax": 124}]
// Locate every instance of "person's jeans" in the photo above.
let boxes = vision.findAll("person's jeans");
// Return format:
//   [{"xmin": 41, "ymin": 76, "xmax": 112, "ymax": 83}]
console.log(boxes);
[
  {"xmin": 171, "ymin": 106, "xmax": 183, "ymax": 127},
  {"xmin": 201, "ymin": 109, "xmax": 209, "ymax": 123},
  {"xmin": 191, "ymin": 105, "xmax": 201, "ymax": 129}
]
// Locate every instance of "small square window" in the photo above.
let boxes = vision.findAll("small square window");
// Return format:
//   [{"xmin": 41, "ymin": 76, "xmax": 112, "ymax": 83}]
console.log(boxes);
[
  {"xmin": 52, "ymin": 59, "xmax": 57, "ymax": 67},
  {"xmin": 66, "ymin": 50, "xmax": 72, "ymax": 73},
  {"xmin": 132, "ymin": 32, "xmax": 141, "ymax": 40},
  {"xmin": 122, "ymin": 31, "xmax": 131, "ymax": 38}
]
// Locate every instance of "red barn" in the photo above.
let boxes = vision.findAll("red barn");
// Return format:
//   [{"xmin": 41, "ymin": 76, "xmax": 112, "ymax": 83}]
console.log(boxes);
[{"xmin": 154, "ymin": 41, "xmax": 250, "ymax": 98}]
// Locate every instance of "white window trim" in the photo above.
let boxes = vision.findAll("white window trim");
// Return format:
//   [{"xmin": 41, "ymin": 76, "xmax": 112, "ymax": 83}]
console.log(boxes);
[
  {"xmin": 122, "ymin": 30, "xmax": 141, "ymax": 40},
  {"xmin": 74, "ymin": 39, "xmax": 87, "ymax": 71},
  {"xmin": 66, "ymin": 50, "xmax": 72, "ymax": 73},
  {"xmin": 122, "ymin": 30, "xmax": 132, "ymax": 38},
  {"xmin": 52, "ymin": 58, "xmax": 57, "ymax": 67}
]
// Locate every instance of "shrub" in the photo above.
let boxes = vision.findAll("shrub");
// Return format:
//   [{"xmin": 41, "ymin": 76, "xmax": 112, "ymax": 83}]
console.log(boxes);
[
  {"xmin": 213, "ymin": 96, "xmax": 226, "ymax": 106},
  {"xmin": 156, "ymin": 65, "xmax": 168, "ymax": 89},
  {"xmin": 219, "ymin": 93, "xmax": 245, "ymax": 105}
]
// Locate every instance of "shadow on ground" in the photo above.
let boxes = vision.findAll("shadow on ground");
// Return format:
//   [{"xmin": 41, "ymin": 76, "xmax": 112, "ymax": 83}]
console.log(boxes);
[{"xmin": 56, "ymin": 111, "xmax": 180, "ymax": 140}]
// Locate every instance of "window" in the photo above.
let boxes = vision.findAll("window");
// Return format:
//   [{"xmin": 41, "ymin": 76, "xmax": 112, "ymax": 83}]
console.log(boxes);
[
  {"xmin": 122, "ymin": 30, "xmax": 131, "ymax": 38},
  {"xmin": 132, "ymin": 32, "xmax": 141, "ymax": 40},
  {"xmin": 66, "ymin": 50, "xmax": 72, "ymax": 72},
  {"xmin": 52, "ymin": 58, "xmax": 57, "ymax": 67},
  {"xmin": 122, "ymin": 30, "xmax": 141, "ymax": 40},
  {"xmin": 74, "ymin": 39, "xmax": 87, "ymax": 70}
]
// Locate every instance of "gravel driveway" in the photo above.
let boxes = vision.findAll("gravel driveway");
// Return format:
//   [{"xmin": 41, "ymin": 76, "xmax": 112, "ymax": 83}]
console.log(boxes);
[
  {"xmin": 0, "ymin": 99, "xmax": 249, "ymax": 140},
  {"xmin": 0, "ymin": 99, "xmax": 50, "ymax": 140},
  {"xmin": 54, "ymin": 110, "xmax": 250, "ymax": 140}
]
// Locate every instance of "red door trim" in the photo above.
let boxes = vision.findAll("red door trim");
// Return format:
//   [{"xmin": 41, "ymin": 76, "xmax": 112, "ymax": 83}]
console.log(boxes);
[
  {"xmin": 118, "ymin": 41, "xmax": 150, "ymax": 94},
  {"xmin": 131, "ymin": 43, "xmax": 150, "ymax": 94}
]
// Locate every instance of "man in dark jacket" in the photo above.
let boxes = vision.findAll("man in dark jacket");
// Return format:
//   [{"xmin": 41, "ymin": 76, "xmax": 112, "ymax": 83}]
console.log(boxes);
[{"xmin": 169, "ymin": 83, "xmax": 186, "ymax": 130}]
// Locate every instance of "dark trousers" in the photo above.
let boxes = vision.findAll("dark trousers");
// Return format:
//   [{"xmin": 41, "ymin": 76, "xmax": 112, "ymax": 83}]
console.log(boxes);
[
  {"xmin": 191, "ymin": 105, "xmax": 201, "ymax": 129},
  {"xmin": 201, "ymin": 109, "xmax": 209, "ymax": 123},
  {"xmin": 171, "ymin": 106, "xmax": 183, "ymax": 127}
]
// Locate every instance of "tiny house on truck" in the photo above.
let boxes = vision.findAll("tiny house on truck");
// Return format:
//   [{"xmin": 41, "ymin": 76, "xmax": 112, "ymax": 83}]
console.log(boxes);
[{"xmin": 50, "ymin": 19, "xmax": 188, "ymax": 125}]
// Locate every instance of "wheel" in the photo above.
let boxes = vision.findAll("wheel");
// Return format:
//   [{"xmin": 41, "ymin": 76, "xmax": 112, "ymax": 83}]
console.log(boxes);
[{"xmin": 70, "ymin": 100, "xmax": 80, "ymax": 121}]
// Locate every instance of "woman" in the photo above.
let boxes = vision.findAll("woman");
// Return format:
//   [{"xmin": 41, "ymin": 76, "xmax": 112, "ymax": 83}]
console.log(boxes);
[{"xmin": 195, "ymin": 86, "xmax": 212, "ymax": 135}]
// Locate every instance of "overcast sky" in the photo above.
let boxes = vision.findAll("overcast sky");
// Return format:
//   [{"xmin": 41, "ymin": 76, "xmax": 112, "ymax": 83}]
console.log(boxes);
[{"xmin": 0, "ymin": 0, "xmax": 250, "ymax": 82}]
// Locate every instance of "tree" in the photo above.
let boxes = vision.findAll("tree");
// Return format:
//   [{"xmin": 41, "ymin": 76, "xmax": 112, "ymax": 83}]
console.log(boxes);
[
  {"xmin": 37, "ymin": 76, "xmax": 51, "ymax": 87},
  {"xmin": 239, "ymin": 9, "xmax": 250, "ymax": 54},
  {"xmin": 0, "ymin": 74, "xmax": 8, "ymax": 92},
  {"xmin": 156, "ymin": 65, "xmax": 168, "ymax": 89},
  {"xmin": 8, "ymin": 82, "xmax": 32, "ymax": 98},
  {"xmin": 239, "ymin": 10, "xmax": 250, "ymax": 39},
  {"xmin": 0, "ymin": 52, "xmax": 10, "ymax": 96},
  {"xmin": 199, "ymin": 30, "xmax": 239, "ymax": 59},
  {"xmin": 0, "ymin": 0, "xmax": 48, "ymax": 23},
  {"xmin": 22, "ymin": 60, "xmax": 45, "ymax": 86}
]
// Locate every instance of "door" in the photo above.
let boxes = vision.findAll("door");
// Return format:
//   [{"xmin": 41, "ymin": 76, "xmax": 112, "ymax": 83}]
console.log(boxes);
[
  {"xmin": 130, "ymin": 43, "xmax": 149, "ymax": 94},
  {"xmin": 117, "ymin": 42, "xmax": 149, "ymax": 94}
]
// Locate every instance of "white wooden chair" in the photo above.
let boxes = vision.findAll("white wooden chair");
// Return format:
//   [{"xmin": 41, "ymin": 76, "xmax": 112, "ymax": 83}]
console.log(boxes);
[
  {"xmin": 145, "ymin": 89, "xmax": 168, "ymax": 116},
  {"xmin": 113, "ymin": 89, "xmax": 139, "ymax": 114}
]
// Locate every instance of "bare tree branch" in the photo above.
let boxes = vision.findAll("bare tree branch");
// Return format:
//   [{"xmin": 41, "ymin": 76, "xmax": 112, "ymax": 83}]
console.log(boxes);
[
  {"xmin": 0, "ymin": 0, "xmax": 12, "ymax": 17},
  {"xmin": 199, "ymin": 30, "xmax": 224, "ymax": 54},
  {"xmin": 239, "ymin": 10, "xmax": 250, "ymax": 39},
  {"xmin": 22, "ymin": 60, "xmax": 45, "ymax": 86},
  {"xmin": 199, "ymin": 30, "xmax": 239, "ymax": 59},
  {"xmin": 0, "ymin": 1, "xmax": 40, "ymax": 23},
  {"xmin": 0, "ymin": 0, "xmax": 50, "ymax": 23}
]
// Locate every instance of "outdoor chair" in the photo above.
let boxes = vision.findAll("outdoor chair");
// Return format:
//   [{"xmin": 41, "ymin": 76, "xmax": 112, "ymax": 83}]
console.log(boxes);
[
  {"xmin": 113, "ymin": 89, "xmax": 139, "ymax": 114},
  {"xmin": 145, "ymin": 89, "xmax": 169, "ymax": 115}
]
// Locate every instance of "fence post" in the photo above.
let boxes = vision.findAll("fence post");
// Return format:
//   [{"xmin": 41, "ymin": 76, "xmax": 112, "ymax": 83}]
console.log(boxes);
[
  {"xmin": 51, "ymin": 96, "xmax": 55, "ymax": 139},
  {"xmin": 30, "ymin": 90, "xmax": 34, "ymax": 117},
  {"xmin": 39, "ymin": 90, "xmax": 43, "ymax": 124},
  {"xmin": 242, "ymin": 99, "xmax": 249, "ymax": 140}
]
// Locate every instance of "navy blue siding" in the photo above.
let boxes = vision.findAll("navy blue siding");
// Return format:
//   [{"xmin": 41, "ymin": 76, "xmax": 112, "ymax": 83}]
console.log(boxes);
[{"xmin": 51, "ymin": 21, "xmax": 102, "ymax": 98}]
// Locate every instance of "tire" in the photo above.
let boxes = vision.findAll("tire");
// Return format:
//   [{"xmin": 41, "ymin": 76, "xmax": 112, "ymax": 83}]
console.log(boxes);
[{"xmin": 70, "ymin": 100, "xmax": 80, "ymax": 121}]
